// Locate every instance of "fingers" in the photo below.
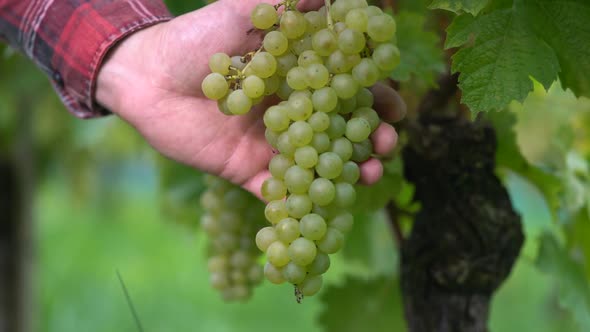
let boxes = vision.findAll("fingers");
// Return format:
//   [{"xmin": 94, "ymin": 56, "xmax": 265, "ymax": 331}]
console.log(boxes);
[
  {"xmin": 370, "ymin": 83, "xmax": 407, "ymax": 123},
  {"xmin": 243, "ymin": 169, "xmax": 271, "ymax": 201}
]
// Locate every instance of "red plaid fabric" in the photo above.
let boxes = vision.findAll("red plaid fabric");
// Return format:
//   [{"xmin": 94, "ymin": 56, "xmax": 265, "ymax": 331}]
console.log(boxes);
[{"xmin": 0, "ymin": 0, "xmax": 173, "ymax": 118}]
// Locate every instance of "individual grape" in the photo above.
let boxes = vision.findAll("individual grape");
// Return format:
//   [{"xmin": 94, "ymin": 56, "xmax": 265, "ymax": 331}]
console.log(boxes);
[
  {"xmin": 330, "ymin": 137, "xmax": 353, "ymax": 161},
  {"xmin": 217, "ymin": 97, "xmax": 232, "ymax": 116},
  {"xmin": 333, "ymin": 182, "xmax": 356, "ymax": 207},
  {"xmin": 330, "ymin": 0, "xmax": 351, "ymax": 21},
  {"xmin": 251, "ymin": 3, "xmax": 278, "ymax": 30},
  {"xmin": 365, "ymin": 5, "xmax": 383, "ymax": 16},
  {"xmin": 277, "ymin": 132, "xmax": 296, "ymax": 157},
  {"xmin": 338, "ymin": 28, "xmax": 366, "ymax": 55},
  {"xmin": 372, "ymin": 43, "xmax": 401, "ymax": 72},
  {"xmin": 331, "ymin": 73, "xmax": 359, "ymax": 99},
  {"xmin": 276, "ymin": 218, "xmax": 300, "ymax": 243},
  {"xmin": 263, "ymin": 31, "xmax": 289, "ymax": 56},
  {"xmin": 288, "ymin": 237, "xmax": 317, "ymax": 265},
  {"xmin": 351, "ymin": 139, "xmax": 373, "ymax": 162},
  {"xmin": 316, "ymin": 152, "xmax": 344, "ymax": 179},
  {"xmin": 352, "ymin": 58, "xmax": 380, "ymax": 87},
  {"xmin": 264, "ymin": 262, "xmax": 286, "ymax": 284},
  {"xmin": 264, "ymin": 75, "xmax": 280, "ymax": 95},
  {"xmin": 209, "ymin": 53, "xmax": 232, "ymax": 75},
  {"xmin": 265, "ymin": 128, "xmax": 280, "ymax": 148},
  {"xmin": 288, "ymin": 94, "xmax": 313, "ymax": 120},
  {"xmin": 356, "ymin": 87, "xmax": 374, "ymax": 107},
  {"xmin": 307, "ymin": 252, "xmax": 330, "ymax": 276},
  {"xmin": 208, "ymin": 256, "xmax": 228, "ymax": 273},
  {"xmin": 300, "ymin": 213, "xmax": 328, "ymax": 240},
  {"xmin": 312, "ymin": 87, "xmax": 338, "ymax": 113},
  {"xmin": 306, "ymin": 63, "xmax": 330, "ymax": 89},
  {"xmin": 219, "ymin": 211, "xmax": 242, "ymax": 231},
  {"xmin": 281, "ymin": 11, "xmax": 307, "ymax": 39},
  {"xmin": 345, "ymin": 8, "xmax": 368, "ymax": 32},
  {"xmin": 345, "ymin": 117, "xmax": 372, "ymax": 142},
  {"xmin": 276, "ymin": 78, "xmax": 294, "ymax": 100},
  {"xmin": 352, "ymin": 107, "xmax": 380, "ymax": 131},
  {"xmin": 298, "ymin": 275, "xmax": 323, "ymax": 296},
  {"xmin": 230, "ymin": 251, "xmax": 251, "ymax": 269},
  {"xmin": 338, "ymin": 96, "xmax": 357, "ymax": 114},
  {"xmin": 290, "ymin": 33, "xmax": 313, "ymax": 56},
  {"xmin": 286, "ymin": 194, "xmax": 313, "ymax": 218},
  {"xmin": 294, "ymin": 146, "xmax": 319, "ymax": 169},
  {"xmin": 328, "ymin": 212, "xmax": 354, "ymax": 233},
  {"xmin": 269, "ymin": 154, "xmax": 294, "ymax": 180},
  {"xmin": 227, "ymin": 89, "xmax": 252, "ymax": 115},
  {"xmin": 242, "ymin": 75, "xmax": 265, "ymax": 99},
  {"xmin": 250, "ymin": 52, "xmax": 277, "ymax": 78},
  {"xmin": 284, "ymin": 165, "xmax": 314, "ymax": 194},
  {"xmin": 267, "ymin": 241, "xmax": 290, "ymax": 267},
  {"xmin": 310, "ymin": 132, "xmax": 331, "ymax": 153},
  {"xmin": 210, "ymin": 273, "xmax": 229, "ymax": 290},
  {"xmin": 256, "ymin": 227, "xmax": 278, "ymax": 252},
  {"xmin": 367, "ymin": 14, "xmax": 396, "ymax": 42},
  {"xmin": 288, "ymin": 121, "xmax": 314, "ymax": 147},
  {"xmin": 308, "ymin": 178, "xmax": 336, "ymax": 206},
  {"xmin": 312, "ymin": 204, "xmax": 335, "ymax": 220},
  {"xmin": 264, "ymin": 200, "xmax": 288, "ymax": 224},
  {"xmin": 201, "ymin": 214, "xmax": 221, "ymax": 235},
  {"xmin": 290, "ymin": 89, "xmax": 313, "ymax": 100},
  {"xmin": 317, "ymin": 228, "xmax": 345, "ymax": 254},
  {"xmin": 304, "ymin": 11, "xmax": 326, "ymax": 33},
  {"xmin": 283, "ymin": 262, "xmax": 307, "ymax": 284},
  {"xmin": 275, "ymin": 53, "xmax": 298, "ymax": 77},
  {"xmin": 261, "ymin": 177, "xmax": 287, "ymax": 201},
  {"xmin": 286, "ymin": 66, "xmax": 309, "ymax": 90},
  {"xmin": 307, "ymin": 112, "xmax": 330, "ymax": 132},
  {"xmin": 326, "ymin": 50, "xmax": 359, "ymax": 74},
  {"xmin": 263, "ymin": 105, "xmax": 290, "ymax": 131},
  {"xmin": 312, "ymin": 28, "xmax": 338, "ymax": 56},
  {"xmin": 201, "ymin": 73, "xmax": 229, "ymax": 100},
  {"xmin": 336, "ymin": 161, "xmax": 360, "ymax": 184},
  {"xmin": 298, "ymin": 50, "xmax": 323, "ymax": 67},
  {"xmin": 326, "ymin": 113, "xmax": 347, "ymax": 139}
]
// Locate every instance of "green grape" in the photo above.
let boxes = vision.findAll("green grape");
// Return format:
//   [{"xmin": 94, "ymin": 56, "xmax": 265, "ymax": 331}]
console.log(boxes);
[
  {"xmin": 286, "ymin": 66, "xmax": 309, "ymax": 90},
  {"xmin": 336, "ymin": 161, "xmax": 360, "ymax": 184},
  {"xmin": 326, "ymin": 50, "xmax": 360, "ymax": 74},
  {"xmin": 352, "ymin": 107, "xmax": 380, "ymax": 131},
  {"xmin": 351, "ymin": 139, "xmax": 373, "ymax": 162},
  {"xmin": 210, "ymin": 272, "xmax": 229, "ymax": 290},
  {"xmin": 224, "ymin": 187, "xmax": 249, "ymax": 210},
  {"xmin": 356, "ymin": 88, "xmax": 374, "ymax": 107},
  {"xmin": 217, "ymin": 97, "xmax": 232, "ymax": 115},
  {"xmin": 330, "ymin": 137, "xmax": 353, "ymax": 161},
  {"xmin": 283, "ymin": 262, "xmax": 307, "ymax": 284},
  {"xmin": 288, "ymin": 237, "xmax": 317, "ymax": 265},
  {"xmin": 312, "ymin": 204, "xmax": 335, "ymax": 220},
  {"xmin": 290, "ymin": 89, "xmax": 312, "ymax": 100},
  {"xmin": 269, "ymin": 154, "xmax": 294, "ymax": 179},
  {"xmin": 284, "ymin": 165, "xmax": 314, "ymax": 194},
  {"xmin": 267, "ymin": 241, "xmax": 290, "ymax": 267},
  {"xmin": 317, "ymin": 228, "xmax": 344, "ymax": 254},
  {"xmin": 265, "ymin": 128, "xmax": 280, "ymax": 148},
  {"xmin": 338, "ymin": 28, "xmax": 366, "ymax": 55},
  {"xmin": 264, "ymin": 262, "xmax": 286, "ymax": 284},
  {"xmin": 312, "ymin": 28, "xmax": 338, "ymax": 56},
  {"xmin": 219, "ymin": 211, "xmax": 242, "ymax": 231},
  {"xmin": 330, "ymin": 0, "xmax": 351, "ymax": 22},
  {"xmin": 316, "ymin": 152, "xmax": 344, "ymax": 179},
  {"xmin": 338, "ymin": 96, "xmax": 357, "ymax": 114},
  {"xmin": 306, "ymin": 63, "xmax": 330, "ymax": 89},
  {"xmin": 307, "ymin": 112, "xmax": 330, "ymax": 132},
  {"xmin": 298, "ymin": 275, "xmax": 323, "ymax": 296},
  {"xmin": 331, "ymin": 73, "xmax": 359, "ymax": 99},
  {"xmin": 300, "ymin": 213, "xmax": 327, "ymax": 240},
  {"xmin": 263, "ymin": 105, "xmax": 290, "ymax": 131},
  {"xmin": 345, "ymin": 117, "xmax": 372, "ymax": 142},
  {"xmin": 251, "ymin": 3, "xmax": 278, "ymax": 30},
  {"xmin": 262, "ymin": 177, "xmax": 287, "ymax": 201},
  {"xmin": 309, "ymin": 178, "xmax": 336, "ymax": 206},
  {"xmin": 286, "ymin": 194, "xmax": 313, "ymax": 218},
  {"xmin": 304, "ymin": 10, "xmax": 326, "ymax": 33},
  {"xmin": 250, "ymin": 52, "xmax": 277, "ymax": 78},
  {"xmin": 328, "ymin": 212, "xmax": 354, "ymax": 233},
  {"xmin": 276, "ymin": 78, "xmax": 294, "ymax": 100},
  {"xmin": 264, "ymin": 75, "xmax": 280, "ymax": 95},
  {"xmin": 242, "ymin": 75, "xmax": 265, "ymax": 99},
  {"xmin": 213, "ymin": 232, "xmax": 238, "ymax": 253},
  {"xmin": 367, "ymin": 14, "xmax": 396, "ymax": 42},
  {"xmin": 345, "ymin": 8, "xmax": 368, "ymax": 32},
  {"xmin": 372, "ymin": 43, "xmax": 401, "ymax": 72},
  {"xmin": 208, "ymin": 256, "xmax": 228, "ymax": 273},
  {"xmin": 276, "ymin": 218, "xmax": 300, "ymax": 243},
  {"xmin": 288, "ymin": 94, "xmax": 313, "ymax": 120},
  {"xmin": 277, "ymin": 132, "xmax": 296, "ymax": 157},
  {"xmin": 312, "ymin": 87, "xmax": 338, "ymax": 112},
  {"xmin": 227, "ymin": 89, "xmax": 252, "ymax": 115},
  {"xmin": 310, "ymin": 132, "xmax": 331, "ymax": 153},
  {"xmin": 298, "ymin": 50, "xmax": 323, "ymax": 67},
  {"xmin": 264, "ymin": 200, "xmax": 288, "ymax": 224},
  {"xmin": 281, "ymin": 10, "xmax": 307, "ymax": 39},
  {"xmin": 326, "ymin": 113, "xmax": 347, "ymax": 139},
  {"xmin": 256, "ymin": 227, "xmax": 278, "ymax": 252},
  {"xmin": 352, "ymin": 58, "xmax": 380, "ymax": 87},
  {"xmin": 209, "ymin": 53, "xmax": 232, "ymax": 75},
  {"xmin": 263, "ymin": 31, "xmax": 288, "ymax": 56},
  {"xmin": 290, "ymin": 33, "xmax": 313, "ymax": 56},
  {"xmin": 201, "ymin": 214, "xmax": 221, "ymax": 235},
  {"xmin": 288, "ymin": 121, "xmax": 314, "ymax": 147},
  {"xmin": 333, "ymin": 182, "xmax": 356, "ymax": 207},
  {"xmin": 202, "ymin": 73, "xmax": 229, "ymax": 100},
  {"xmin": 365, "ymin": 5, "xmax": 382, "ymax": 16},
  {"xmin": 307, "ymin": 252, "xmax": 330, "ymax": 276},
  {"xmin": 200, "ymin": 190, "xmax": 222, "ymax": 212},
  {"xmin": 230, "ymin": 251, "xmax": 251, "ymax": 269},
  {"xmin": 294, "ymin": 146, "xmax": 319, "ymax": 169}
]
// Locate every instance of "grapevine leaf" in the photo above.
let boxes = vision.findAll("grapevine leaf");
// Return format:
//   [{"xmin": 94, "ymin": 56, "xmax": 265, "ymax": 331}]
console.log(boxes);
[
  {"xmin": 391, "ymin": 11, "xmax": 446, "ymax": 87},
  {"xmin": 428, "ymin": 0, "xmax": 490, "ymax": 15},
  {"xmin": 318, "ymin": 278, "xmax": 406, "ymax": 332},
  {"xmin": 536, "ymin": 233, "xmax": 590, "ymax": 331}
]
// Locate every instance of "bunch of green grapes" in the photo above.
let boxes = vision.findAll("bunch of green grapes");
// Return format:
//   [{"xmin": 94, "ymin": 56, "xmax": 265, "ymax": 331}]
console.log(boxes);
[
  {"xmin": 200, "ymin": 175, "xmax": 266, "ymax": 302},
  {"xmin": 201, "ymin": 0, "xmax": 400, "ymax": 301}
]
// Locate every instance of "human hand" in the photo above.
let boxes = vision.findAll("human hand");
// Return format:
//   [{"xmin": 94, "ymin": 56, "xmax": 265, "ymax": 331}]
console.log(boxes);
[{"xmin": 96, "ymin": 0, "xmax": 406, "ymax": 198}]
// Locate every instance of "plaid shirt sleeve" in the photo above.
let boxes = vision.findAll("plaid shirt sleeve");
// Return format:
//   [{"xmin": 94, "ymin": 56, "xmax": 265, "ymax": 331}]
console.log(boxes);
[{"xmin": 0, "ymin": 0, "xmax": 173, "ymax": 118}]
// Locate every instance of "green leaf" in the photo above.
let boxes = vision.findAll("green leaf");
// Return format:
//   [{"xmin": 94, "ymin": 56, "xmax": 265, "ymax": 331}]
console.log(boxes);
[
  {"xmin": 429, "ymin": 0, "xmax": 490, "ymax": 15},
  {"xmin": 446, "ymin": 0, "xmax": 590, "ymax": 113},
  {"xmin": 319, "ymin": 278, "xmax": 406, "ymax": 332},
  {"xmin": 536, "ymin": 233, "xmax": 590, "ymax": 331},
  {"xmin": 392, "ymin": 11, "xmax": 446, "ymax": 87}
]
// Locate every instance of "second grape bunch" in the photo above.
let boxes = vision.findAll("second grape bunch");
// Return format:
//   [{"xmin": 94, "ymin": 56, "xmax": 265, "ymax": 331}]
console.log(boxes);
[{"xmin": 201, "ymin": 0, "xmax": 400, "ymax": 301}]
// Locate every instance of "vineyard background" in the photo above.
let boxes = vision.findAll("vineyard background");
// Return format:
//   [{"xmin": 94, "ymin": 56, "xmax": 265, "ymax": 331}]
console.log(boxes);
[{"xmin": 2, "ymin": 0, "xmax": 590, "ymax": 331}]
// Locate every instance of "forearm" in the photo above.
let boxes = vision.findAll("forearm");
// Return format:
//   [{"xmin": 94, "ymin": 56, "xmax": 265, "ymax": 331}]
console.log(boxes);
[{"xmin": 0, "ymin": 0, "xmax": 172, "ymax": 118}]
